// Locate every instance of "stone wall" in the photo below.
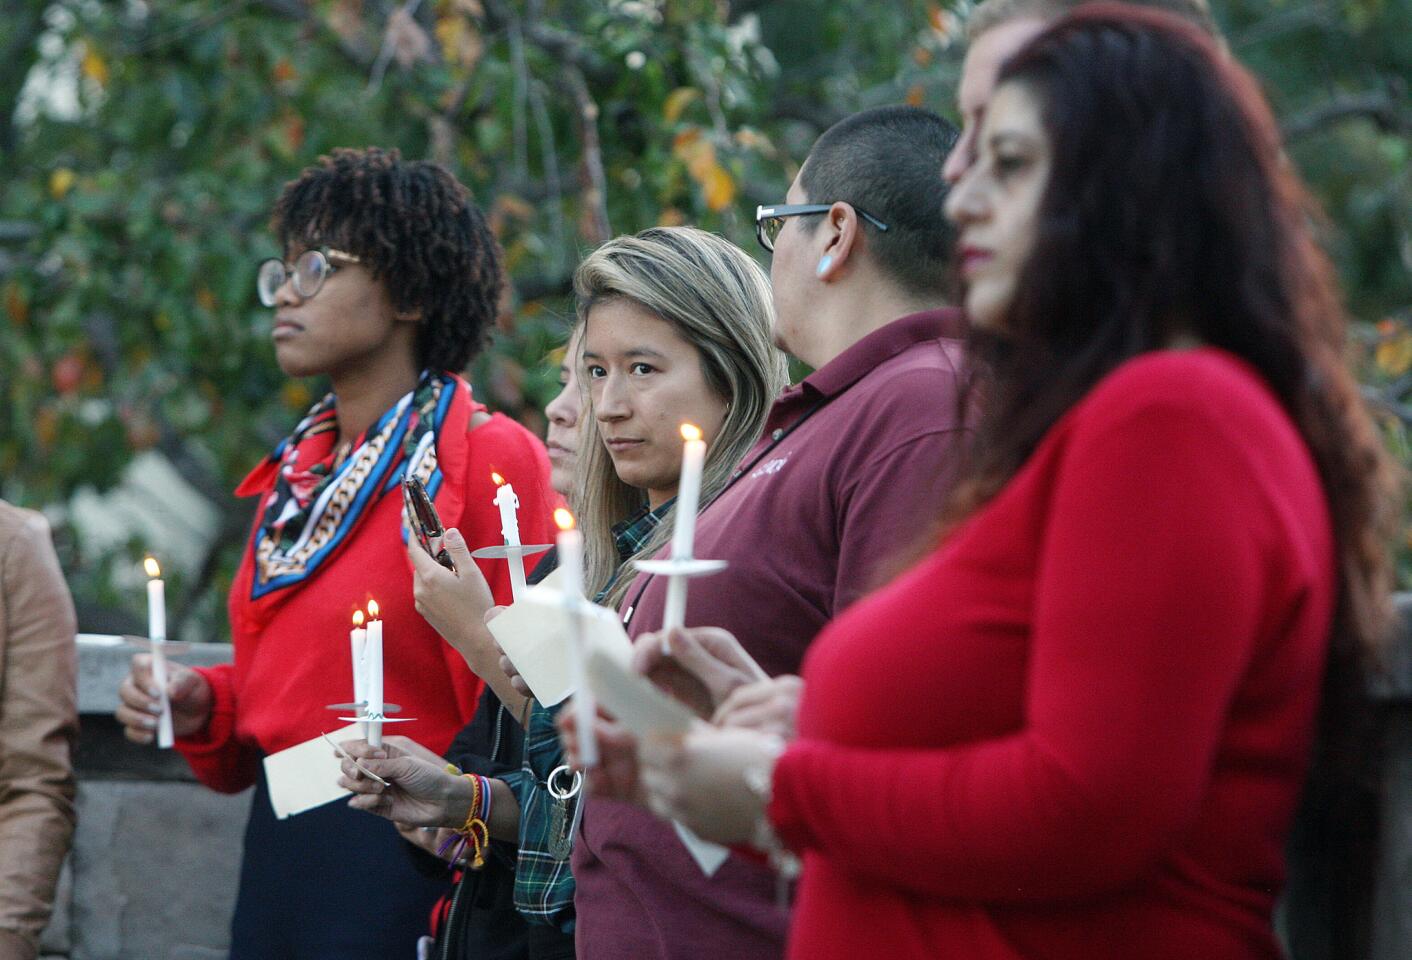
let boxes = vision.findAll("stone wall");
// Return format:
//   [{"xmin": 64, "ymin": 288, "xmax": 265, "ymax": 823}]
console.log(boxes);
[
  {"xmin": 41, "ymin": 639, "xmax": 249, "ymax": 960},
  {"xmin": 37, "ymin": 608, "xmax": 1412, "ymax": 959}
]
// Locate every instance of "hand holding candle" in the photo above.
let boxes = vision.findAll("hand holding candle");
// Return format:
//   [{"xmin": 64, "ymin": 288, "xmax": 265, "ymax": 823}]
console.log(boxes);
[{"xmin": 143, "ymin": 557, "xmax": 175, "ymax": 749}]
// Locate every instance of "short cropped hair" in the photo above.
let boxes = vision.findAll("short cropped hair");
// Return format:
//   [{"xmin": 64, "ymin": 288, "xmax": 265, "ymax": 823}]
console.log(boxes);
[
  {"xmin": 798, "ymin": 106, "xmax": 959, "ymax": 298},
  {"xmin": 271, "ymin": 147, "xmax": 504, "ymax": 372},
  {"xmin": 966, "ymin": 0, "xmax": 1219, "ymax": 39}
]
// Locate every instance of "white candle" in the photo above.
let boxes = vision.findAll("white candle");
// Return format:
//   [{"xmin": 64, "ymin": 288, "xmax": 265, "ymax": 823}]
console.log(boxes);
[
  {"xmin": 492, "ymin": 473, "xmax": 529, "ymax": 601},
  {"xmin": 555, "ymin": 509, "xmax": 597, "ymax": 767},
  {"xmin": 143, "ymin": 557, "xmax": 174, "ymax": 749},
  {"xmin": 661, "ymin": 424, "xmax": 706, "ymax": 633},
  {"xmin": 350, "ymin": 609, "xmax": 368, "ymax": 738},
  {"xmin": 366, "ymin": 599, "xmax": 385, "ymax": 748}
]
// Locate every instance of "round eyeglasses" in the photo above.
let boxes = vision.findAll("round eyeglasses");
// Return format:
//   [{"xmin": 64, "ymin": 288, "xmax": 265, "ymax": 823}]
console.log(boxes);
[
  {"xmin": 754, "ymin": 203, "xmax": 890, "ymax": 253},
  {"xmin": 256, "ymin": 248, "xmax": 361, "ymax": 307}
]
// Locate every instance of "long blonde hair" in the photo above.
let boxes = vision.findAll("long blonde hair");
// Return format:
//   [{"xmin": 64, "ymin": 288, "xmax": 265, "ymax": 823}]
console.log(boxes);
[{"xmin": 572, "ymin": 227, "xmax": 788, "ymax": 609}]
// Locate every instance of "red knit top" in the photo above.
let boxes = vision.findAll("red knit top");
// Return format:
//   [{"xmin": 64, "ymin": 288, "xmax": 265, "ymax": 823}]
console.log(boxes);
[
  {"xmin": 177, "ymin": 406, "xmax": 558, "ymax": 793},
  {"xmin": 770, "ymin": 349, "xmax": 1336, "ymax": 960}
]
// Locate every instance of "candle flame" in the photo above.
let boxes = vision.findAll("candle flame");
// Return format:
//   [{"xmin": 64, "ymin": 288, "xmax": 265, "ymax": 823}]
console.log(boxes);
[
  {"xmin": 144, "ymin": 557, "xmax": 161, "ymax": 579},
  {"xmin": 553, "ymin": 508, "xmax": 576, "ymax": 531},
  {"xmin": 353, "ymin": 610, "xmax": 365, "ymax": 627},
  {"xmin": 680, "ymin": 423, "xmax": 702, "ymax": 442},
  {"xmin": 491, "ymin": 472, "xmax": 506, "ymax": 486},
  {"xmin": 367, "ymin": 599, "xmax": 380, "ymax": 618}
]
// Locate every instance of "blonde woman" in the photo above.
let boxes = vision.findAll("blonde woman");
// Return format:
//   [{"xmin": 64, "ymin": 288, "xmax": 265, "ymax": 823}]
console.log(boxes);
[{"xmin": 340, "ymin": 226, "xmax": 786, "ymax": 956}]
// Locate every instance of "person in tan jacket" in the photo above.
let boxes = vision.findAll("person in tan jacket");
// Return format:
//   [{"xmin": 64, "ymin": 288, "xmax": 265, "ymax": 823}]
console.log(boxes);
[{"xmin": 0, "ymin": 502, "xmax": 77, "ymax": 960}]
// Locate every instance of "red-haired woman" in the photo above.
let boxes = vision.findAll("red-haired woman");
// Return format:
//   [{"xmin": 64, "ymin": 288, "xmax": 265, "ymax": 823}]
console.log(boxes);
[{"xmin": 630, "ymin": 8, "xmax": 1397, "ymax": 959}]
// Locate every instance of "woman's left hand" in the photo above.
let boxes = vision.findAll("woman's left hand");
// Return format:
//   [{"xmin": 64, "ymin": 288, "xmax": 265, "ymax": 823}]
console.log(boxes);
[{"xmin": 637, "ymin": 724, "xmax": 787, "ymax": 846}]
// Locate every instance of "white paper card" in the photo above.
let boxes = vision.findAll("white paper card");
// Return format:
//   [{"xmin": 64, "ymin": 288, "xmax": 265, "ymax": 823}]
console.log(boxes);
[
  {"xmin": 674, "ymin": 820, "xmax": 731, "ymax": 876},
  {"xmin": 583, "ymin": 647, "xmax": 694, "ymax": 738},
  {"xmin": 489, "ymin": 581, "xmax": 632, "ymax": 706},
  {"xmin": 264, "ymin": 724, "xmax": 362, "ymax": 819}
]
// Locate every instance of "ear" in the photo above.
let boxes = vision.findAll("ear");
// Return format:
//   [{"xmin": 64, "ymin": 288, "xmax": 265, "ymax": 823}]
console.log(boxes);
[{"xmin": 816, "ymin": 202, "xmax": 860, "ymax": 282}]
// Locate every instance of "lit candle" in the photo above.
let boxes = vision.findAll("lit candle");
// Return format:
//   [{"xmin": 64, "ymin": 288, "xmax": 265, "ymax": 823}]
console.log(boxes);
[
  {"xmin": 365, "ymin": 599, "xmax": 385, "ymax": 748},
  {"xmin": 661, "ymin": 423, "xmax": 705, "ymax": 633},
  {"xmin": 555, "ymin": 508, "xmax": 597, "ymax": 767},
  {"xmin": 143, "ymin": 557, "xmax": 174, "ymax": 749},
  {"xmin": 350, "ymin": 609, "xmax": 368, "ymax": 738},
  {"xmin": 492, "ymin": 472, "xmax": 529, "ymax": 601}
]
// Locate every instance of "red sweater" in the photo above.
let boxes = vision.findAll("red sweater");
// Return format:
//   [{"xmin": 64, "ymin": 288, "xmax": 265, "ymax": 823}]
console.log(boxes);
[
  {"xmin": 770, "ymin": 349, "xmax": 1335, "ymax": 960},
  {"xmin": 177, "ymin": 408, "xmax": 558, "ymax": 793}
]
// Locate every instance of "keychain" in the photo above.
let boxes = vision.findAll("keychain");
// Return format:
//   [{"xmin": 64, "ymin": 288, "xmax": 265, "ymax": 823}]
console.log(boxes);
[{"xmin": 546, "ymin": 764, "xmax": 584, "ymax": 860}]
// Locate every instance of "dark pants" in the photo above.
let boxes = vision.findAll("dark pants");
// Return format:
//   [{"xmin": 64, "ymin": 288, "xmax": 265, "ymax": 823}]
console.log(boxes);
[{"xmin": 230, "ymin": 765, "xmax": 450, "ymax": 960}]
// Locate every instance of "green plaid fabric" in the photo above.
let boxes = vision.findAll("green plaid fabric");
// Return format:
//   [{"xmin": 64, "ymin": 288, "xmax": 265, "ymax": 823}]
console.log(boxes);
[{"xmin": 502, "ymin": 503, "xmax": 666, "ymax": 932}]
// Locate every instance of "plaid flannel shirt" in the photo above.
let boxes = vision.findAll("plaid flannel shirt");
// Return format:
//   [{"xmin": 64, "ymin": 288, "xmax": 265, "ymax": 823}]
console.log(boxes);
[{"xmin": 500, "ymin": 503, "xmax": 666, "ymax": 932}]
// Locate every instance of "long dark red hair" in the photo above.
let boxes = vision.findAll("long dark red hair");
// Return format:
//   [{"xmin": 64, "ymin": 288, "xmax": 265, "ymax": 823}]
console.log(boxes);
[
  {"xmin": 954, "ymin": 4, "xmax": 1396, "ymax": 673},
  {"xmin": 948, "ymin": 6, "xmax": 1398, "ymax": 948}
]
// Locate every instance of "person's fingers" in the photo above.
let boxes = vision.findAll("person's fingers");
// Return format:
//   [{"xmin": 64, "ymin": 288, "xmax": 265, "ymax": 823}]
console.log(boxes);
[
  {"xmin": 340, "ymin": 740, "xmax": 389, "ymax": 761},
  {"xmin": 128, "ymin": 654, "xmax": 156, "ymax": 695},
  {"xmin": 337, "ymin": 767, "xmax": 385, "ymax": 795},
  {"xmin": 407, "ymin": 532, "xmax": 439, "ymax": 576},
  {"xmin": 714, "ymin": 701, "xmax": 787, "ymax": 735},
  {"xmin": 693, "ymin": 627, "xmax": 769, "ymax": 681},
  {"xmin": 346, "ymin": 792, "xmax": 390, "ymax": 815},
  {"xmin": 117, "ymin": 674, "xmax": 158, "ymax": 712},
  {"xmin": 442, "ymin": 528, "xmax": 475, "ymax": 572},
  {"xmin": 166, "ymin": 666, "xmax": 204, "ymax": 705},
  {"xmin": 631, "ymin": 631, "xmax": 668, "ymax": 675},
  {"xmin": 115, "ymin": 703, "xmax": 158, "ymax": 740},
  {"xmin": 498, "ymin": 652, "xmax": 530, "ymax": 695},
  {"xmin": 121, "ymin": 718, "xmax": 156, "ymax": 745},
  {"xmin": 711, "ymin": 680, "xmax": 774, "ymax": 724}
]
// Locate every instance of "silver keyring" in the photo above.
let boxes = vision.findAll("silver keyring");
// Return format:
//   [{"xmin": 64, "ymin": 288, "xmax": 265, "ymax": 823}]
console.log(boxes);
[{"xmin": 547, "ymin": 764, "xmax": 583, "ymax": 800}]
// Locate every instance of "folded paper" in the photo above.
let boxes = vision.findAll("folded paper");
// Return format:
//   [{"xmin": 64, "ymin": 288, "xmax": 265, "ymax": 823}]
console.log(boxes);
[
  {"xmin": 264, "ymin": 724, "xmax": 362, "ymax": 819},
  {"xmin": 489, "ymin": 571, "xmax": 632, "ymax": 706},
  {"xmin": 583, "ymin": 647, "xmax": 694, "ymax": 738}
]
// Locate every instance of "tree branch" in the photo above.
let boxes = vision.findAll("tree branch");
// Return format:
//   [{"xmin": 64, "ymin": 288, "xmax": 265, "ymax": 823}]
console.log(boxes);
[
  {"xmin": 478, "ymin": 0, "xmax": 610, "ymax": 82},
  {"xmin": 1282, "ymin": 86, "xmax": 1412, "ymax": 142},
  {"xmin": 562, "ymin": 64, "xmax": 611, "ymax": 245}
]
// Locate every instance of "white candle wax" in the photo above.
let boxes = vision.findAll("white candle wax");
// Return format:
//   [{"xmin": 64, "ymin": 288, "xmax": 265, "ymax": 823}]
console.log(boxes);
[
  {"xmin": 494, "ymin": 480, "xmax": 529, "ymax": 601},
  {"xmin": 145, "ymin": 571, "xmax": 174, "ymax": 748},
  {"xmin": 557, "ymin": 523, "xmax": 597, "ymax": 767},
  {"xmin": 661, "ymin": 431, "xmax": 705, "ymax": 635},
  {"xmin": 366, "ymin": 614, "xmax": 384, "ymax": 748},
  {"xmin": 350, "ymin": 617, "xmax": 368, "ymax": 738},
  {"xmin": 670, "ymin": 437, "xmax": 706, "ymax": 561},
  {"xmin": 147, "ymin": 577, "xmax": 166, "ymax": 642}
]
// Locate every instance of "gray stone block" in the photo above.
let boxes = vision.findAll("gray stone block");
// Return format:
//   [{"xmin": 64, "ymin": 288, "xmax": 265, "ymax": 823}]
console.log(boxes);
[
  {"xmin": 69, "ymin": 780, "xmax": 249, "ymax": 960},
  {"xmin": 77, "ymin": 639, "xmax": 233, "ymax": 717}
]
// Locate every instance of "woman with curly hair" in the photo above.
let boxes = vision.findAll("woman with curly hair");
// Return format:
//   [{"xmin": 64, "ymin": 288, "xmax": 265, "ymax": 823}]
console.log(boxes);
[{"xmin": 115, "ymin": 147, "xmax": 558, "ymax": 958}]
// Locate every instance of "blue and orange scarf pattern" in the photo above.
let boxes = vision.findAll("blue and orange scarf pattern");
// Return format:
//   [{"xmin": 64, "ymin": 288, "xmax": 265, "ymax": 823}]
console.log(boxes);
[{"xmin": 246, "ymin": 371, "xmax": 458, "ymax": 599}]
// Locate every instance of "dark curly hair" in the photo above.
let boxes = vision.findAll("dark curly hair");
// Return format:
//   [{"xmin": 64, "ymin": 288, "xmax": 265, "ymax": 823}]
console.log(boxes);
[{"xmin": 270, "ymin": 146, "xmax": 504, "ymax": 372}]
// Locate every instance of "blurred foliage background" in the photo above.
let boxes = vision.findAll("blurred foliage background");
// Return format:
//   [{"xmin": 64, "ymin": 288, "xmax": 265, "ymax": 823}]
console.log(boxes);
[{"xmin": 0, "ymin": 0, "xmax": 1408, "ymax": 641}]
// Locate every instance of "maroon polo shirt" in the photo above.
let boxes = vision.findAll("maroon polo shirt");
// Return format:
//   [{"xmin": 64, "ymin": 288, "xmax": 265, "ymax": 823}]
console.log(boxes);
[{"xmin": 572, "ymin": 308, "xmax": 969, "ymax": 960}]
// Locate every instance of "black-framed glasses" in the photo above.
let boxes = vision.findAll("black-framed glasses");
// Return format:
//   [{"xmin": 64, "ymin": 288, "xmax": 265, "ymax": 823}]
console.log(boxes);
[
  {"xmin": 754, "ymin": 203, "xmax": 890, "ymax": 252},
  {"xmin": 256, "ymin": 247, "xmax": 362, "ymax": 306}
]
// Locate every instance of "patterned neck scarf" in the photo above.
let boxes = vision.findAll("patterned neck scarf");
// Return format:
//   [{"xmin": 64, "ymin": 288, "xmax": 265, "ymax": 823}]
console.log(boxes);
[{"xmin": 248, "ymin": 371, "xmax": 458, "ymax": 599}]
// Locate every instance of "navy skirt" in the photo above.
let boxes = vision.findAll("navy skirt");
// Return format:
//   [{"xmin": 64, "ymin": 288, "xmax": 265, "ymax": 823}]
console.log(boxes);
[{"xmin": 229, "ymin": 764, "xmax": 451, "ymax": 960}]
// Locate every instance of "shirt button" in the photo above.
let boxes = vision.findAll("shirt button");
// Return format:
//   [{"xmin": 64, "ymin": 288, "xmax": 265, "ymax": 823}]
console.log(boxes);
[{"xmin": 771, "ymin": 429, "xmax": 784, "ymax": 441}]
